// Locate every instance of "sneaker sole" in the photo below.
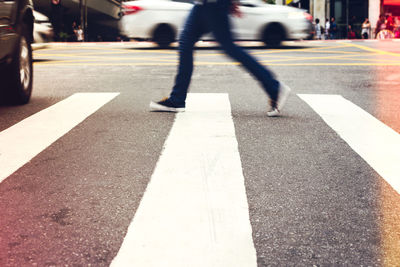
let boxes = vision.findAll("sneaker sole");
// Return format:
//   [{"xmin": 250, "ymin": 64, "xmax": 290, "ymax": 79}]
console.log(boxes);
[
  {"xmin": 267, "ymin": 108, "xmax": 280, "ymax": 117},
  {"xmin": 149, "ymin": 101, "xmax": 185, "ymax": 112}
]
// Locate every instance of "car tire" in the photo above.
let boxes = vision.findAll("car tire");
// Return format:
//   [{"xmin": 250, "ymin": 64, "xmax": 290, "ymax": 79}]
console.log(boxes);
[
  {"xmin": 262, "ymin": 23, "xmax": 285, "ymax": 47},
  {"xmin": 153, "ymin": 24, "xmax": 175, "ymax": 48},
  {"xmin": 4, "ymin": 23, "xmax": 33, "ymax": 105}
]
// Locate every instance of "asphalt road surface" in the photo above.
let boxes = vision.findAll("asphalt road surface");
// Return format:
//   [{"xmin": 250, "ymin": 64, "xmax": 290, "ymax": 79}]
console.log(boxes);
[{"xmin": 1, "ymin": 39, "xmax": 400, "ymax": 266}]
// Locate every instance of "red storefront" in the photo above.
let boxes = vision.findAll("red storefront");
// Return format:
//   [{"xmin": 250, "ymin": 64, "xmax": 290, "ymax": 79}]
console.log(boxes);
[
  {"xmin": 383, "ymin": 0, "xmax": 400, "ymax": 14},
  {"xmin": 382, "ymin": 0, "xmax": 400, "ymax": 37}
]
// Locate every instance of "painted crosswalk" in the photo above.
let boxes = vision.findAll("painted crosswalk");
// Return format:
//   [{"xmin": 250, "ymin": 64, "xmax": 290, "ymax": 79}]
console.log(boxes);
[
  {"xmin": 299, "ymin": 94, "xmax": 400, "ymax": 194},
  {"xmin": 0, "ymin": 93, "xmax": 119, "ymax": 184},
  {"xmin": 111, "ymin": 93, "xmax": 257, "ymax": 267},
  {"xmin": 1, "ymin": 92, "xmax": 399, "ymax": 265}
]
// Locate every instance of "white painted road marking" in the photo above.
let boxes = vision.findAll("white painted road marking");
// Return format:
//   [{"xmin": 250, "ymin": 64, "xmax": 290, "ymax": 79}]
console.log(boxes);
[
  {"xmin": 299, "ymin": 94, "xmax": 400, "ymax": 194},
  {"xmin": 0, "ymin": 92, "xmax": 119, "ymax": 184},
  {"xmin": 111, "ymin": 93, "xmax": 257, "ymax": 267}
]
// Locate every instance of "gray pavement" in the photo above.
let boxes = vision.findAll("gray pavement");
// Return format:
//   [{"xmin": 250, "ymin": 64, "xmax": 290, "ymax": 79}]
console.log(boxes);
[{"xmin": 1, "ymin": 40, "xmax": 400, "ymax": 266}]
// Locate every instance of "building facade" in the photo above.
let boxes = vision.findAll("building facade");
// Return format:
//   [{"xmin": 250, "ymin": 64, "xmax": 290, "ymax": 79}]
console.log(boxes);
[{"xmin": 276, "ymin": 0, "xmax": 400, "ymax": 38}]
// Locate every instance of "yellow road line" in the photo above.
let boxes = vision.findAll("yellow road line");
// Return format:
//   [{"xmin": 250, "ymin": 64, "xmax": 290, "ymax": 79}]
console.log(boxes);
[
  {"xmin": 76, "ymin": 49, "xmax": 177, "ymax": 56},
  {"xmin": 253, "ymin": 52, "xmax": 375, "ymax": 61},
  {"xmin": 35, "ymin": 45, "xmax": 178, "ymax": 55},
  {"xmin": 34, "ymin": 62, "xmax": 400, "ymax": 66},
  {"xmin": 341, "ymin": 42, "xmax": 400, "ymax": 57},
  {"xmin": 35, "ymin": 51, "xmax": 395, "ymax": 65},
  {"xmin": 35, "ymin": 44, "xmax": 374, "ymax": 60},
  {"xmin": 34, "ymin": 54, "xmax": 178, "ymax": 61},
  {"xmin": 259, "ymin": 53, "xmax": 367, "ymax": 63},
  {"xmin": 33, "ymin": 57, "xmax": 179, "ymax": 65},
  {"xmin": 34, "ymin": 50, "xmax": 176, "ymax": 56},
  {"xmin": 33, "ymin": 52, "xmax": 400, "ymax": 65},
  {"xmin": 33, "ymin": 42, "xmax": 400, "ymax": 66},
  {"xmin": 34, "ymin": 62, "xmax": 180, "ymax": 66},
  {"xmin": 251, "ymin": 44, "xmax": 351, "ymax": 55},
  {"xmin": 275, "ymin": 50, "xmax": 374, "ymax": 54},
  {"xmin": 260, "ymin": 54, "xmax": 400, "ymax": 63},
  {"xmin": 33, "ymin": 57, "xmax": 400, "ymax": 65},
  {"xmin": 33, "ymin": 51, "xmax": 212, "ymax": 59},
  {"xmin": 35, "ymin": 48, "xmax": 225, "ymax": 57}
]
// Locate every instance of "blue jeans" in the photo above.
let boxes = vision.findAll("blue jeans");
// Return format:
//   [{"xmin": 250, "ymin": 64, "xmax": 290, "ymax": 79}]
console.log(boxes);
[{"xmin": 169, "ymin": 0, "xmax": 280, "ymax": 107}]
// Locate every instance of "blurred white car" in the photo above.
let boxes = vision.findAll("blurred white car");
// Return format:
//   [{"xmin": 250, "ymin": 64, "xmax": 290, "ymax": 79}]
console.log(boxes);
[
  {"xmin": 119, "ymin": 0, "xmax": 313, "ymax": 47},
  {"xmin": 33, "ymin": 10, "xmax": 53, "ymax": 43}
]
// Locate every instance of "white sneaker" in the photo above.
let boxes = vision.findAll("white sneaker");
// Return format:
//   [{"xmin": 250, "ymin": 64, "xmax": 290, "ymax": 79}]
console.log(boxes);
[
  {"xmin": 267, "ymin": 82, "xmax": 291, "ymax": 117},
  {"xmin": 266, "ymin": 107, "xmax": 280, "ymax": 117}
]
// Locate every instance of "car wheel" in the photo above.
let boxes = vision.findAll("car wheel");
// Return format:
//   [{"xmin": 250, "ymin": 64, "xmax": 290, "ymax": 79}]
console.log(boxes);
[
  {"xmin": 4, "ymin": 23, "xmax": 33, "ymax": 105},
  {"xmin": 153, "ymin": 24, "xmax": 175, "ymax": 48},
  {"xmin": 262, "ymin": 23, "xmax": 285, "ymax": 47}
]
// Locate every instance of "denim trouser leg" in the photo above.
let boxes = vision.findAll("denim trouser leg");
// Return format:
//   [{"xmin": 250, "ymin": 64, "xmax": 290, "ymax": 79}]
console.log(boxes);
[
  {"xmin": 169, "ymin": 5, "xmax": 205, "ymax": 106},
  {"xmin": 206, "ymin": 3, "xmax": 279, "ymax": 100}
]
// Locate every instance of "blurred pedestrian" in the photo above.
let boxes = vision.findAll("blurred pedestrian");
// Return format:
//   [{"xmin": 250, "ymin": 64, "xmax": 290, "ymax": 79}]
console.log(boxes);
[
  {"xmin": 350, "ymin": 16, "xmax": 357, "ymax": 30},
  {"xmin": 72, "ymin": 21, "xmax": 78, "ymax": 41},
  {"xmin": 329, "ymin": 17, "xmax": 337, "ymax": 39},
  {"xmin": 50, "ymin": 0, "xmax": 63, "ymax": 41},
  {"xmin": 149, "ymin": 0, "xmax": 291, "ymax": 117},
  {"xmin": 395, "ymin": 16, "xmax": 400, "ymax": 38},
  {"xmin": 361, "ymin": 18, "xmax": 371, "ymax": 39},
  {"xmin": 347, "ymin": 25, "xmax": 356, "ymax": 39},
  {"xmin": 375, "ymin": 14, "xmax": 386, "ymax": 38},
  {"xmin": 386, "ymin": 14, "xmax": 394, "ymax": 32},
  {"xmin": 314, "ymin": 18, "xmax": 323, "ymax": 40},
  {"xmin": 76, "ymin": 26, "xmax": 84, "ymax": 42},
  {"xmin": 324, "ymin": 18, "xmax": 330, "ymax": 40}
]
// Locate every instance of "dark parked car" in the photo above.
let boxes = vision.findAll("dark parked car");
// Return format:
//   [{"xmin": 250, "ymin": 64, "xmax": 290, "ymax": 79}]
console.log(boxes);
[{"xmin": 0, "ymin": 0, "xmax": 34, "ymax": 104}]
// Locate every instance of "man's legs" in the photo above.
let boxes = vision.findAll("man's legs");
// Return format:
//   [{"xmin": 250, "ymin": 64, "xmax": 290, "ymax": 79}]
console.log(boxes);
[
  {"xmin": 150, "ymin": 5, "xmax": 206, "ymax": 112},
  {"xmin": 168, "ymin": 5, "xmax": 206, "ymax": 107},
  {"xmin": 206, "ymin": 2, "xmax": 280, "ymax": 101}
]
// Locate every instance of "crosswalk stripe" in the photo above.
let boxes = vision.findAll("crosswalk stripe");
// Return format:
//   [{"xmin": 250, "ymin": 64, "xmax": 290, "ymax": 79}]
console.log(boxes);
[
  {"xmin": 0, "ymin": 92, "xmax": 119, "ymax": 184},
  {"xmin": 111, "ymin": 93, "xmax": 257, "ymax": 267},
  {"xmin": 298, "ymin": 94, "xmax": 400, "ymax": 194}
]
